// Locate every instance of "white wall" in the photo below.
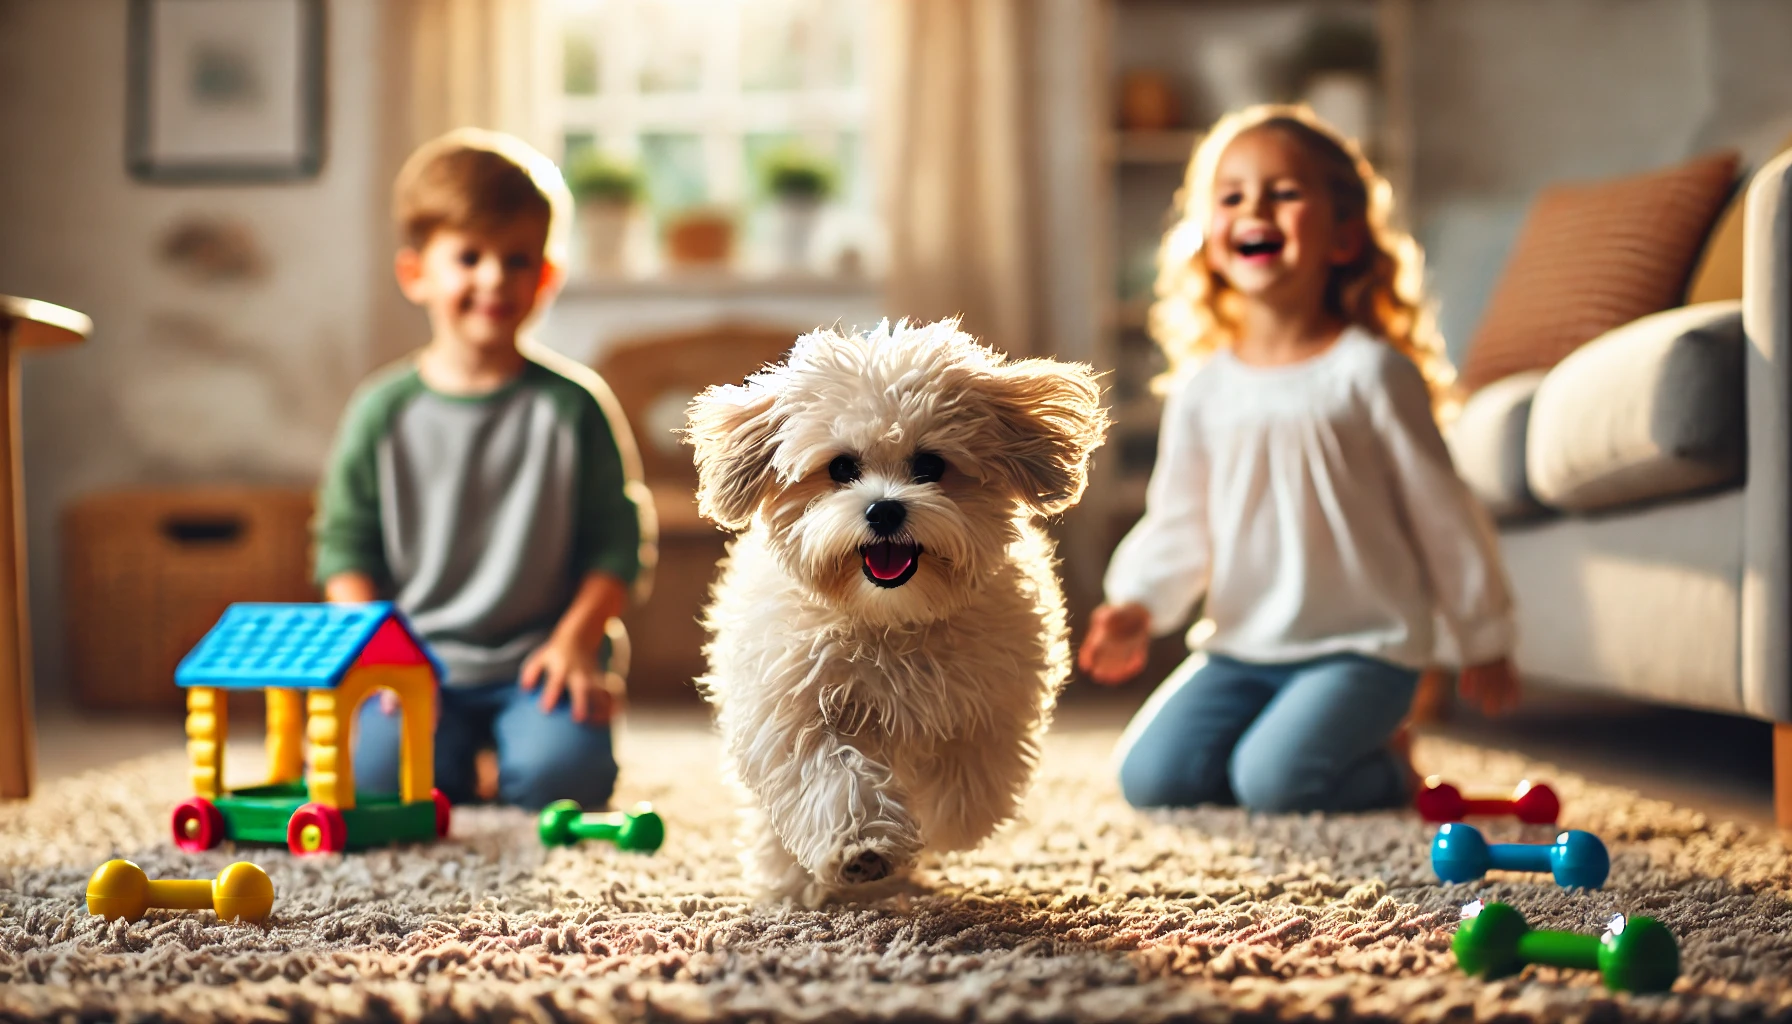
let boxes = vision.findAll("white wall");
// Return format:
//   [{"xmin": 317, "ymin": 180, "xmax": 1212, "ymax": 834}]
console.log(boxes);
[
  {"xmin": 1412, "ymin": 0, "xmax": 1792, "ymax": 362},
  {"xmin": 0, "ymin": 0, "xmax": 395, "ymax": 706}
]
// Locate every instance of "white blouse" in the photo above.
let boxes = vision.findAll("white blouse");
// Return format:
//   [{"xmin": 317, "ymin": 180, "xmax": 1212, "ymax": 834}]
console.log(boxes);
[{"xmin": 1103, "ymin": 328, "xmax": 1515, "ymax": 670}]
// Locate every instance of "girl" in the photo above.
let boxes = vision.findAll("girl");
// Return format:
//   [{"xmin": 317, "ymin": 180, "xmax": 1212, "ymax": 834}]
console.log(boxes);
[{"xmin": 1078, "ymin": 105, "xmax": 1519, "ymax": 813}]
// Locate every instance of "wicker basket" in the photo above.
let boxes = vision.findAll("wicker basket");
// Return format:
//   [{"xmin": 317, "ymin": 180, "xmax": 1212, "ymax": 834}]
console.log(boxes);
[{"xmin": 62, "ymin": 487, "xmax": 318, "ymax": 710}]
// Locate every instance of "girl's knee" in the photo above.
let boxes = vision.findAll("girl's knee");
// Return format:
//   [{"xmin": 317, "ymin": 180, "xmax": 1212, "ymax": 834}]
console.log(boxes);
[
  {"xmin": 1228, "ymin": 752, "xmax": 1324, "ymax": 813},
  {"xmin": 1118, "ymin": 753, "xmax": 1179, "ymax": 808},
  {"xmin": 1118, "ymin": 745, "xmax": 1224, "ymax": 809}
]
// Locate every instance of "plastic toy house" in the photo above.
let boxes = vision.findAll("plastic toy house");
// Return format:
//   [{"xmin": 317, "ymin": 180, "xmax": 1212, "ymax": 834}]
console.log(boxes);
[{"xmin": 172, "ymin": 602, "xmax": 449, "ymax": 855}]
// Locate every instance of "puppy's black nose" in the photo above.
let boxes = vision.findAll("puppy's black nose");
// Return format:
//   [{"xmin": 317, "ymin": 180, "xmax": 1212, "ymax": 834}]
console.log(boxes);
[{"xmin": 865, "ymin": 499, "xmax": 907, "ymax": 537}]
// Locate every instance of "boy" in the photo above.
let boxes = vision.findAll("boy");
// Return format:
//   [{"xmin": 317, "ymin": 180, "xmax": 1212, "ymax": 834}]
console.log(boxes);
[{"xmin": 313, "ymin": 129, "xmax": 656, "ymax": 810}]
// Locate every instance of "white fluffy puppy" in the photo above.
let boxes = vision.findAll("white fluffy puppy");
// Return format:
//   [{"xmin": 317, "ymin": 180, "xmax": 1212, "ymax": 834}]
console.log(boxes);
[{"xmin": 684, "ymin": 318, "xmax": 1107, "ymax": 904}]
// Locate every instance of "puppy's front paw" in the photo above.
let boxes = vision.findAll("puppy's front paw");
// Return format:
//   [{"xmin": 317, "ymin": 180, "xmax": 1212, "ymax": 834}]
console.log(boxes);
[
  {"xmin": 825, "ymin": 841, "xmax": 904, "ymax": 887},
  {"xmin": 840, "ymin": 848, "xmax": 891, "ymax": 884}
]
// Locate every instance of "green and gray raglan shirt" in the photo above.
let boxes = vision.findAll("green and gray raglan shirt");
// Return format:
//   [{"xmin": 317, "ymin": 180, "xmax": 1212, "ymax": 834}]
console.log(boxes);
[{"xmin": 313, "ymin": 352, "xmax": 655, "ymax": 687}]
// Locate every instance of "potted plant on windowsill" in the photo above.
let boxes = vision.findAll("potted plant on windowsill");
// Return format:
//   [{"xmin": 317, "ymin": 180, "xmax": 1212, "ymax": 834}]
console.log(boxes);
[
  {"xmin": 760, "ymin": 146, "xmax": 836, "ymax": 273},
  {"xmin": 664, "ymin": 207, "xmax": 736, "ymax": 270},
  {"xmin": 567, "ymin": 151, "xmax": 644, "ymax": 275}
]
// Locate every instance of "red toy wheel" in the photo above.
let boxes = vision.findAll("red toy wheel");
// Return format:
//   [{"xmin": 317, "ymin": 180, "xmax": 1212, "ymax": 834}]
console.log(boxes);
[
  {"xmin": 432, "ymin": 788, "xmax": 452, "ymax": 838},
  {"xmin": 287, "ymin": 803, "xmax": 348, "ymax": 855},
  {"xmin": 171, "ymin": 797, "xmax": 226, "ymax": 852}
]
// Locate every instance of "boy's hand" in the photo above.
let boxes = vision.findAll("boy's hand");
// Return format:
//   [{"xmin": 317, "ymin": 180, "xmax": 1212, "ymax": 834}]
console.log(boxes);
[
  {"xmin": 324, "ymin": 571, "xmax": 379, "ymax": 604},
  {"xmin": 520, "ymin": 633, "xmax": 625, "ymax": 725},
  {"xmin": 1458, "ymin": 657, "xmax": 1521, "ymax": 716},
  {"xmin": 1077, "ymin": 602, "xmax": 1153, "ymax": 685}
]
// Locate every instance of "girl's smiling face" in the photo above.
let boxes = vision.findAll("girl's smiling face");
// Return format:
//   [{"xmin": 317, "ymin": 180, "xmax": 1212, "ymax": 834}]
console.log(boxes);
[{"xmin": 1204, "ymin": 128, "xmax": 1358, "ymax": 305}]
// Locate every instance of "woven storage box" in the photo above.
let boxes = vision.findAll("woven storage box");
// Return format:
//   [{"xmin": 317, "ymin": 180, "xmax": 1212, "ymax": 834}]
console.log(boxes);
[{"xmin": 62, "ymin": 487, "xmax": 317, "ymax": 710}]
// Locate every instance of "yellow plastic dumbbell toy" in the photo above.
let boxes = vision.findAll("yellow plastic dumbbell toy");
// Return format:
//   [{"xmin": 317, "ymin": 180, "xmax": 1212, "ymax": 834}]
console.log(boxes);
[{"xmin": 86, "ymin": 859, "xmax": 274, "ymax": 925}]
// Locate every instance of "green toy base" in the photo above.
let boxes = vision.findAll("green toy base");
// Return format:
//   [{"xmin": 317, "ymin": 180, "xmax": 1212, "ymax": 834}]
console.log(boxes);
[{"xmin": 215, "ymin": 782, "xmax": 437, "ymax": 850}]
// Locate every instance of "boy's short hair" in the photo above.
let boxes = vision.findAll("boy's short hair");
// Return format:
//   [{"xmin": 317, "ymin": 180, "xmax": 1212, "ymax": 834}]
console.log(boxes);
[{"xmin": 393, "ymin": 128, "xmax": 572, "ymax": 266}]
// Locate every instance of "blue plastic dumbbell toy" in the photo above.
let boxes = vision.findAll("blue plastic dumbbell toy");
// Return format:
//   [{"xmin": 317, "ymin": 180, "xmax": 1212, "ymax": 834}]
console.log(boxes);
[{"xmin": 1431, "ymin": 822, "xmax": 1610, "ymax": 889}]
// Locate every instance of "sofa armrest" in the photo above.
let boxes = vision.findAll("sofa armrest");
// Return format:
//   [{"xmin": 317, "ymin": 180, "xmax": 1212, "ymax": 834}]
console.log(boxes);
[{"xmin": 1742, "ymin": 149, "xmax": 1792, "ymax": 723}]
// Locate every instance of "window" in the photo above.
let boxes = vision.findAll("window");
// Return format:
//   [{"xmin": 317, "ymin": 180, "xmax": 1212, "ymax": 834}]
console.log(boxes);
[{"xmin": 551, "ymin": 0, "xmax": 877, "ymax": 277}]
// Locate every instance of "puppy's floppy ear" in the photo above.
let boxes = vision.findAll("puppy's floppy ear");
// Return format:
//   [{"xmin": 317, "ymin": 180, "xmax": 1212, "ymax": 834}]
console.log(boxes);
[
  {"xmin": 979, "ymin": 358, "xmax": 1110, "ymax": 516},
  {"xmin": 684, "ymin": 380, "xmax": 784, "ymax": 530}
]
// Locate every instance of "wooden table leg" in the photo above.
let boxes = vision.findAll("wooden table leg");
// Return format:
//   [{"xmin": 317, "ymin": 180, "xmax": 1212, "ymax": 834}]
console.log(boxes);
[
  {"xmin": 1776, "ymin": 722, "xmax": 1792, "ymax": 832},
  {"xmin": 0, "ymin": 334, "xmax": 32, "ymax": 799},
  {"xmin": 0, "ymin": 298, "xmax": 86, "ymax": 800}
]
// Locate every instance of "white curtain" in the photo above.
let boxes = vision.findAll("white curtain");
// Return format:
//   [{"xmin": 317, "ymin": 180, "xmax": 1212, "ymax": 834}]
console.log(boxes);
[
  {"xmin": 876, "ymin": 0, "xmax": 1038, "ymax": 357},
  {"xmin": 368, "ymin": 0, "xmax": 550, "ymax": 365},
  {"xmin": 406, "ymin": 0, "xmax": 553, "ymax": 152}
]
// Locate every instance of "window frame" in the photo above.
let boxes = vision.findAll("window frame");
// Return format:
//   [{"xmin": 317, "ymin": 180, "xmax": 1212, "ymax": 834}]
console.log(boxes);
[{"xmin": 547, "ymin": 0, "xmax": 874, "ymax": 214}]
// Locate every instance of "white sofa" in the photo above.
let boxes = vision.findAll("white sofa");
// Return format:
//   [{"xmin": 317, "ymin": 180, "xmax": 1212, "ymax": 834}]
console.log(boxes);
[{"xmin": 1447, "ymin": 151, "xmax": 1791, "ymax": 827}]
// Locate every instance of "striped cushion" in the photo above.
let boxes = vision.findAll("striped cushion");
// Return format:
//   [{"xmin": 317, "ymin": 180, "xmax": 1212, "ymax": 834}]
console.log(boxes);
[{"xmin": 1460, "ymin": 151, "xmax": 1739, "ymax": 392}]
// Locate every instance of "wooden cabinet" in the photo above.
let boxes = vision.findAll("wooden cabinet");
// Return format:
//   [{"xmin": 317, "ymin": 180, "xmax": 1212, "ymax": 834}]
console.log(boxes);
[{"xmin": 62, "ymin": 488, "xmax": 317, "ymax": 711}]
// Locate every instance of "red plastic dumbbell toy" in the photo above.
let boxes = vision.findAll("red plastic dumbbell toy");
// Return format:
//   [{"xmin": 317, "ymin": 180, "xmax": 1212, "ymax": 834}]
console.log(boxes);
[{"xmin": 1417, "ymin": 776, "xmax": 1559, "ymax": 824}]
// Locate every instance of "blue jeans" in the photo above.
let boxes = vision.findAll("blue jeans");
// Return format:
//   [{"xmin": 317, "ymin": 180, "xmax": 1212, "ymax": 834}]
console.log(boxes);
[
  {"xmin": 354, "ymin": 678, "xmax": 618, "ymax": 811},
  {"xmin": 1115, "ymin": 652, "xmax": 1419, "ymax": 813}
]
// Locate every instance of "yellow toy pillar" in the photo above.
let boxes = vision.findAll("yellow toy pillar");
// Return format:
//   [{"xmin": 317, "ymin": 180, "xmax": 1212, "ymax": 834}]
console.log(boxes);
[
  {"xmin": 265, "ymin": 688, "xmax": 305, "ymax": 785},
  {"xmin": 305, "ymin": 666, "xmax": 435, "ymax": 809},
  {"xmin": 185, "ymin": 687, "xmax": 226, "ymax": 799},
  {"xmin": 305, "ymin": 689, "xmax": 349, "ymax": 809}
]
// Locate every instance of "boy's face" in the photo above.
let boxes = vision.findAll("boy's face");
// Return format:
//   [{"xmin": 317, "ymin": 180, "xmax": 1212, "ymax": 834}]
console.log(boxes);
[{"xmin": 396, "ymin": 215, "xmax": 555, "ymax": 351}]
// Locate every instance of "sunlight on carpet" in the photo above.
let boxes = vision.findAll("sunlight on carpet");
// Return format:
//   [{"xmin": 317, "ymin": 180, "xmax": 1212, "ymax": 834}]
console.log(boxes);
[{"xmin": 1, "ymin": 714, "xmax": 1789, "ymax": 1022}]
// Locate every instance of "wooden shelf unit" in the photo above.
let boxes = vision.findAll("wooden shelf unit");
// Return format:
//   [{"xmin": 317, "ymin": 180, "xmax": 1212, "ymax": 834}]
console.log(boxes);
[
  {"xmin": 1105, "ymin": 130, "xmax": 1204, "ymax": 166},
  {"xmin": 1083, "ymin": 0, "xmax": 1416, "ymax": 551}
]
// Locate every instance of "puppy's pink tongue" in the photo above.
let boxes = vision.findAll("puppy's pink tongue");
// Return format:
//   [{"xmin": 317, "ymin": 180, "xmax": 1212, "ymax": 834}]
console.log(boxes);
[{"xmin": 864, "ymin": 541, "xmax": 917, "ymax": 581}]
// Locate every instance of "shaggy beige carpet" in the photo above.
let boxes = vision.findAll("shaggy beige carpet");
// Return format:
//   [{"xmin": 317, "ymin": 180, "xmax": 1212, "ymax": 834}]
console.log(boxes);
[{"xmin": 1, "ymin": 712, "xmax": 1789, "ymax": 1023}]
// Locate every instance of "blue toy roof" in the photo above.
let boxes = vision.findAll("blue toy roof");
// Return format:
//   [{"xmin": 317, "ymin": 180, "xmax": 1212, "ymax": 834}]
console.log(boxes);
[{"xmin": 175, "ymin": 602, "xmax": 444, "ymax": 690}]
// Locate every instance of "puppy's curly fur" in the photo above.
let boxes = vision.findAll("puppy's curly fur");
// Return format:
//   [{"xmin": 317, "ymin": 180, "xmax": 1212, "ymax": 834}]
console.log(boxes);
[{"xmin": 684, "ymin": 318, "xmax": 1108, "ymax": 904}]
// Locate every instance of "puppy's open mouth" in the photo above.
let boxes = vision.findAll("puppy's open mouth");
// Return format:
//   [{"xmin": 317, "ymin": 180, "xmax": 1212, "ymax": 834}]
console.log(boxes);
[{"xmin": 861, "ymin": 540, "xmax": 921, "ymax": 589}]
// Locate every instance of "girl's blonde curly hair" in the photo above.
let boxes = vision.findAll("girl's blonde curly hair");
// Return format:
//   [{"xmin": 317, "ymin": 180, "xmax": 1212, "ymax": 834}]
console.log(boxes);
[{"xmin": 1148, "ymin": 104, "xmax": 1456, "ymax": 416}]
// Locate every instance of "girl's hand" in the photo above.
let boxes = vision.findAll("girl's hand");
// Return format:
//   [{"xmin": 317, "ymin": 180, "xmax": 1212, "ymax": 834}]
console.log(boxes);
[
  {"xmin": 520, "ymin": 633, "xmax": 625, "ymax": 725},
  {"xmin": 1458, "ymin": 657, "xmax": 1521, "ymax": 716},
  {"xmin": 1078, "ymin": 603, "xmax": 1153, "ymax": 685}
]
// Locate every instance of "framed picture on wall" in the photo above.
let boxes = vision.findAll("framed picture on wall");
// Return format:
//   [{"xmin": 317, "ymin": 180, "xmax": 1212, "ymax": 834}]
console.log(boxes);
[{"xmin": 126, "ymin": 0, "xmax": 325, "ymax": 183}]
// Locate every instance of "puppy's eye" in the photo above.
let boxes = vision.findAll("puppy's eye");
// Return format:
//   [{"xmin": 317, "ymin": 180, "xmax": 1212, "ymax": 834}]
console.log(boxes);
[
  {"xmin": 911, "ymin": 452, "xmax": 946, "ymax": 484},
  {"xmin": 828, "ymin": 455, "xmax": 861, "ymax": 483}
]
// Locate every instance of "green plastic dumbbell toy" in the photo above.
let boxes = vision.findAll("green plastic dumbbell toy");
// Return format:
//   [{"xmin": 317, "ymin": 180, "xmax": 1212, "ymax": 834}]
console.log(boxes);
[
  {"xmin": 538, "ymin": 800, "xmax": 665, "ymax": 852},
  {"xmin": 1453, "ymin": 900, "xmax": 1680, "ymax": 992}
]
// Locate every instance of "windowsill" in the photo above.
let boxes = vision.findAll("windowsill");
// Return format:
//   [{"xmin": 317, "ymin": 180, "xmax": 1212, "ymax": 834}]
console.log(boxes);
[
  {"xmin": 533, "ymin": 269, "xmax": 886, "ymax": 364},
  {"xmin": 558, "ymin": 271, "xmax": 884, "ymax": 300}
]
